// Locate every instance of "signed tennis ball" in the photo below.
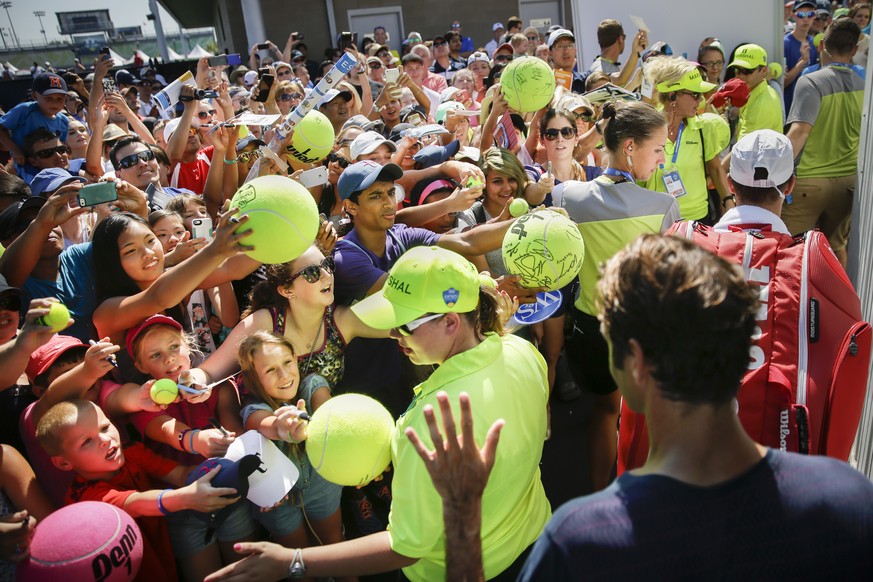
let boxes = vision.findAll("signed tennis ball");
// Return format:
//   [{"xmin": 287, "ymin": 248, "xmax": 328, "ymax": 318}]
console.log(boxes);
[
  {"xmin": 150, "ymin": 379, "xmax": 179, "ymax": 405},
  {"xmin": 502, "ymin": 210, "xmax": 585, "ymax": 290},
  {"xmin": 500, "ymin": 56, "xmax": 556, "ymax": 113},
  {"xmin": 36, "ymin": 302, "xmax": 70, "ymax": 333},
  {"xmin": 509, "ymin": 198, "xmax": 529, "ymax": 217},
  {"xmin": 285, "ymin": 110, "xmax": 335, "ymax": 167}
]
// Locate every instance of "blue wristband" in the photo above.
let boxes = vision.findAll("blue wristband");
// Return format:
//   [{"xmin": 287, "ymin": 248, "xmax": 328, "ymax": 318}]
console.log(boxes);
[
  {"xmin": 157, "ymin": 489, "xmax": 172, "ymax": 515},
  {"xmin": 188, "ymin": 429, "xmax": 200, "ymax": 454}
]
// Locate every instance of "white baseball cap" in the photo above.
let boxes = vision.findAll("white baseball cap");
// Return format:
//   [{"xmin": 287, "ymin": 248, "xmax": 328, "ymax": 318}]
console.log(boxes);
[
  {"xmin": 350, "ymin": 131, "xmax": 398, "ymax": 160},
  {"xmin": 467, "ymin": 51, "xmax": 490, "ymax": 66},
  {"xmin": 243, "ymin": 70, "xmax": 258, "ymax": 87},
  {"xmin": 492, "ymin": 22, "xmax": 505, "ymax": 31},
  {"xmin": 729, "ymin": 130, "xmax": 794, "ymax": 193},
  {"xmin": 548, "ymin": 29, "xmax": 575, "ymax": 49}
]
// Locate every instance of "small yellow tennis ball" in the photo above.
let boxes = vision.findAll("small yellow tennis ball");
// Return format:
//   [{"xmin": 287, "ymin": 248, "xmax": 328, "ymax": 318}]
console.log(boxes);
[
  {"xmin": 465, "ymin": 176, "xmax": 483, "ymax": 189},
  {"xmin": 150, "ymin": 379, "xmax": 179, "ymax": 405},
  {"xmin": 36, "ymin": 303, "xmax": 70, "ymax": 332},
  {"xmin": 509, "ymin": 198, "xmax": 529, "ymax": 218}
]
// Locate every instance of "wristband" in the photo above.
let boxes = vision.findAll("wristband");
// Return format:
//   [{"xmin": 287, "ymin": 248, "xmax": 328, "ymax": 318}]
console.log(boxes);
[
  {"xmin": 188, "ymin": 429, "xmax": 201, "ymax": 454},
  {"xmin": 224, "ymin": 158, "xmax": 237, "ymax": 165},
  {"xmin": 157, "ymin": 489, "xmax": 172, "ymax": 515},
  {"xmin": 722, "ymin": 195, "xmax": 736, "ymax": 207},
  {"xmin": 289, "ymin": 548, "xmax": 305, "ymax": 578},
  {"xmin": 178, "ymin": 428, "xmax": 191, "ymax": 450}
]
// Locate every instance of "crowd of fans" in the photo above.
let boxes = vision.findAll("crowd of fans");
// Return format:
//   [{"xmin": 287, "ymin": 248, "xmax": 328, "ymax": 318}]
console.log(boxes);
[{"xmin": 0, "ymin": 1, "xmax": 871, "ymax": 581}]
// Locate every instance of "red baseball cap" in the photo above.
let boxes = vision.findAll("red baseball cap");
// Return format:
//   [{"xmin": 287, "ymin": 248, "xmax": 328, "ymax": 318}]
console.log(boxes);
[
  {"xmin": 125, "ymin": 314, "xmax": 183, "ymax": 358},
  {"xmin": 711, "ymin": 78, "xmax": 751, "ymax": 109},
  {"xmin": 26, "ymin": 335, "xmax": 87, "ymax": 384}
]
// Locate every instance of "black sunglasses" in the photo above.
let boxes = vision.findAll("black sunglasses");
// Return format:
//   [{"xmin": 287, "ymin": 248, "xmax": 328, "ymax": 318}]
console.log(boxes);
[
  {"xmin": 542, "ymin": 127, "xmax": 577, "ymax": 140},
  {"xmin": 369, "ymin": 62, "xmax": 382, "ymax": 70},
  {"xmin": 34, "ymin": 145, "xmax": 71, "ymax": 159},
  {"xmin": 0, "ymin": 293, "xmax": 21, "ymax": 312},
  {"xmin": 433, "ymin": 41, "xmax": 447, "ymax": 47},
  {"xmin": 118, "ymin": 149, "xmax": 156, "ymax": 169},
  {"xmin": 290, "ymin": 256, "xmax": 335, "ymax": 284},
  {"xmin": 196, "ymin": 109, "xmax": 217, "ymax": 119},
  {"xmin": 237, "ymin": 150, "xmax": 262, "ymax": 163},
  {"xmin": 327, "ymin": 152, "xmax": 350, "ymax": 168},
  {"xmin": 678, "ymin": 90, "xmax": 703, "ymax": 100},
  {"xmin": 494, "ymin": 55, "xmax": 513, "ymax": 62},
  {"xmin": 278, "ymin": 93, "xmax": 303, "ymax": 102}
]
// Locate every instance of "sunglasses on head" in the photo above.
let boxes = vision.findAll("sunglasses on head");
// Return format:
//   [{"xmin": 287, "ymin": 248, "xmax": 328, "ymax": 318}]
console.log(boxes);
[
  {"xmin": 327, "ymin": 152, "xmax": 350, "ymax": 168},
  {"xmin": 290, "ymin": 256, "xmax": 335, "ymax": 284},
  {"xmin": 118, "ymin": 149, "xmax": 156, "ymax": 169},
  {"xmin": 34, "ymin": 145, "xmax": 71, "ymax": 159},
  {"xmin": 397, "ymin": 313, "xmax": 445, "ymax": 336},
  {"xmin": 0, "ymin": 293, "xmax": 21, "ymax": 312},
  {"xmin": 197, "ymin": 109, "xmax": 217, "ymax": 119},
  {"xmin": 542, "ymin": 126, "xmax": 578, "ymax": 140},
  {"xmin": 237, "ymin": 150, "xmax": 262, "ymax": 163},
  {"xmin": 795, "ymin": 10, "xmax": 816, "ymax": 18}
]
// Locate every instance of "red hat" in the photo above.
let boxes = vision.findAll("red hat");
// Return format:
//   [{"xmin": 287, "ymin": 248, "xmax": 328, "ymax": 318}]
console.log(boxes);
[
  {"xmin": 26, "ymin": 335, "xmax": 87, "ymax": 384},
  {"xmin": 711, "ymin": 78, "xmax": 750, "ymax": 109},
  {"xmin": 125, "ymin": 314, "xmax": 183, "ymax": 359}
]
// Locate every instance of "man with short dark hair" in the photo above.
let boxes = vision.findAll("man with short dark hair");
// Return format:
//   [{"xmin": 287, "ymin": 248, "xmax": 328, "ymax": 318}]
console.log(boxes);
[
  {"xmin": 24, "ymin": 129, "xmax": 71, "ymax": 176},
  {"xmin": 587, "ymin": 19, "xmax": 647, "ymax": 87},
  {"xmin": 516, "ymin": 231, "xmax": 873, "ymax": 580},
  {"xmin": 450, "ymin": 20, "xmax": 475, "ymax": 57},
  {"xmin": 783, "ymin": 18, "xmax": 863, "ymax": 266}
]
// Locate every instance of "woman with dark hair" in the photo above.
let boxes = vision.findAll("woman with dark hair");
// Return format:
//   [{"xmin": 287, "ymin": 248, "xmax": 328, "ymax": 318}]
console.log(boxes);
[
  {"xmin": 91, "ymin": 209, "xmax": 255, "ymax": 356},
  {"xmin": 553, "ymin": 100, "xmax": 680, "ymax": 493}
]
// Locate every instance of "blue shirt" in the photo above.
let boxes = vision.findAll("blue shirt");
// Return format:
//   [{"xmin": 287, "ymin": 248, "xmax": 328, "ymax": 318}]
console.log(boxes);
[
  {"xmin": 460, "ymin": 35, "xmax": 475, "ymax": 53},
  {"xmin": 784, "ymin": 33, "xmax": 819, "ymax": 113},
  {"xmin": 802, "ymin": 62, "xmax": 866, "ymax": 80},
  {"xmin": 0, "ymin": 101, "xmax": 69, "ymax": 184}
]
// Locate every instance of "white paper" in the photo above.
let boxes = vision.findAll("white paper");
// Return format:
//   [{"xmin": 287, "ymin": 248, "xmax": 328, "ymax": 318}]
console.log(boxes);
[
  {"xmin": 226, "ymin": 430, "xmax": 298, "ymax": 507},
  {"xmin": 629, "ymin": 15, "xmax": 651, "ymax": 33},
  {"xmin": 152, "ymin": 71, "xmax": 196, "ymax": 112},
  {"xmin": 234, "ymin": 113, "xmax": 281, "ymax": 126}
]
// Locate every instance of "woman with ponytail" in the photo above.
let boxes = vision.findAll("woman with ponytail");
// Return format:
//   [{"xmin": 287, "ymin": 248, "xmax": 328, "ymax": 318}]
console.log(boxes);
[
  {"xmin": 551, "ymin": 100, "xmax": 680, "ymax": 493},
  {"xmin": 209, "ymin": 245, "xmax": 551, "ymax": 582}
]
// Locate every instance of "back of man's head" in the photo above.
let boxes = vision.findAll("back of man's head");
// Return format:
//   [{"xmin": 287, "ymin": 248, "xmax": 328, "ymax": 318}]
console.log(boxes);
[
  {"xmin": 729, "ymin": 129, "xmax": 794, "ymax": 205},
  {"xmin": 824, "ymin": 18, "xmax": 861, "ymax": 55},
  {"xmin": 597, "ymin": 235, "xmax": 759, "ymax": 406},
  {"xmin": 597, "ymin": 19, "xmax": 625, "ymax": 49}
]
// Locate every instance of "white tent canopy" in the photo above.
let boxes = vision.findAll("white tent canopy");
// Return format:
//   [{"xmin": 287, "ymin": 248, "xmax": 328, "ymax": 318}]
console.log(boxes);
[
  {"xmin": 167, "ymin": 47, "xmax": 185, "ymax": 61},
  {"xmin": 127, "ymin": 49, "xmax": 151, "ymax": 65},
  {"xmin": 187, "ymin": 45, "xmax": 213, "ymax": 59},
  {"xmin": 107, "ymin": 47, "xmax": 127, "ymax": 65}
]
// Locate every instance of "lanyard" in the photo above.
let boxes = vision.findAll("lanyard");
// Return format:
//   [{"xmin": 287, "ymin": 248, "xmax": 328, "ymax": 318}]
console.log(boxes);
[
  {"xmin": 671, "ymin": 122, "xmax": 685, "ymax": 166},
  {"xmin": 603, "ymin": 167, "xmax": 635, "ymax": 183},
  {"xmin": 826, "ymin": 62, "xmax": 852, "ymax": 70}
]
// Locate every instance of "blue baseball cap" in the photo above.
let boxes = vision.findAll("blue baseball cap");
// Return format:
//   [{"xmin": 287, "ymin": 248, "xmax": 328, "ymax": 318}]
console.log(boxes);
[
  {"xmin": 337, "ymin": 160, "xmax": 403, "ymax": 200},
  {"xmin": 30, "ymin": 168, "xmax": 85, "ymax": 198},
  {"xmin": 185, "ymin": 454, "xmax": 261, "ymax": 529},
  {"xmin": 412, "ymin": 140, "xmax": 461, "ymax": 169}
]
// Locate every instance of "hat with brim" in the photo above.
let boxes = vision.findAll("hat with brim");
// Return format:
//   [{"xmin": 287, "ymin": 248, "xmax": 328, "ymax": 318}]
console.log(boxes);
[
  {"xmin": 236, "ymin": 135, "xmax": 266, "ymax": 153},
  {"xmin": 413, "ymin": 140, "xmax": 461, "ymax": 168},
  {"xmin": 730, "ymin": 129, "xmax": 795, "ymax": 190},
  {"xmin": 25, "ymin": 335, "xmax": 87, "ymax": 384},
  {"xmin": 319, "ymin": 88, "xmax": 353, "ymax": 107},
  {"xmin": 547, "ymin": 29, "xmax": 575, "ymax": 49},
  {"xmin": 351, "ymin": 246, "xmax": 480, "ymax": 329},
  {"xmin": 350, "ymin": 131, "xmax": 398, "ymax": 160},
  {"xmin": 727, "ymin": 44, "xmax": 767, "ymax": 70},
  {"xmin": 0, "ymin": 196, "xmax": 47, "ymax": 240},
  {"xmin": 103, "ymin": 124, "xmax": 130, "ymax": 143},
  {"xmin": 30, "ymin": 168, "xmax": 86, "ymax": 197},
  {"xmin": 337, "ymin": 160, "xmax": 403, "ymax": 200},
  {"xmin": 125, "ymin": 314, "xmax": 183, "ymax": 358},
  {"xmin": 229, "ymin": 66, "xmax": 250, "ymax": 84},
  {"xmin": 656, "ymin": 67, "xmax": 716, "ymax": 94}
]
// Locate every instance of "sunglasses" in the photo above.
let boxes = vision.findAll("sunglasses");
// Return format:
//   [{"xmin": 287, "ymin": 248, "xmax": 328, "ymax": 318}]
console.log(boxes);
[
  {"xmin": 795, "ymin": 10, "xmax": 816, "ymax": 18},
  {"xmin": 397, "ymin": 313, "xmax": 445, "ymax": 336},
  {"xmin": 734, "ymin": 67, "xmax": 759, "ymax": 75},
  {"xmin": 289, "ymin": 256, "xmax": 335, "ymax": 284},
  {"xmin": 527, "ymin": 36, "xmax": 540, "ymax": 42},
  {"xmin": 433, "ymin": 41, "xmax": 447, "ymax": 47},
  {"xmin": 118, "ymin": 149, "xmax": 156, "ymax": 169},
  {"xmin": 197, "ymin": 109, "xmax": 217, "ymax": 119},
  {"xmin": 236, "ymin": 150, "xmax": 262, "ymax": 163},
  {"xmin": 377, "ymin": 52, "xmax": 389, "ymax": 58},
  {"xmin": 678, "ymin": 90, "xmax": 703, "ymax": 100},
  {"xmin": 369, "ymin": 62, "xmax": 382, "ymax": 70},
  {"xmin": 0, "ymin": 293, "xmax": 21, "ymax": 312},
  {"xmin": 34, "ymin": 145, "xmax": 71, "ymax": 159},
  {"xmin": 574, "ymin": 111, "xmax": 594, "ymax": 123},
  {"xmin": 542, "ymin": 126, "xmax": 578, "ymax": 140},
  {"xmin": 494, "ymin": 55, "xmax": 513, "ymax": 62},
  {"xmin": 278, "ymin": 93, "xmax": 302, "ymax": 102},
  {"xmin": 327, "ymin": 152, "xmax": 350, "ymax": 168}
]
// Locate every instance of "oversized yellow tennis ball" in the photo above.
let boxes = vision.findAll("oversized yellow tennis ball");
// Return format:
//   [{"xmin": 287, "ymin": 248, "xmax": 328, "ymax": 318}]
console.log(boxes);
[
  {"xmin": 230, "ymin": 175, "xmax": 320, "ymax": 264},
  {"xmin": 502, "ymin": 210, "xmax": 585, "ymax": 290},
  {"xmin": 306, "ymin": 394, "xmax": 395, "ymax": 487},
  {"xmin": 150, "ymin": 378, "xmax": 178, "ymax": 405},
  {"xmin": 500, "ymin": 56, "xmax": 556, "ymax": 113},
  {"xmin": 509, "ymin": 198, "xmax": 529, "ymax": 217},
  {"xmin": 36, "ymin": 302, "xmax": 70, "ymax": 332},
  {"xmin": 285, "ymin": 110, "xmax": 335, "ymax": 167}
]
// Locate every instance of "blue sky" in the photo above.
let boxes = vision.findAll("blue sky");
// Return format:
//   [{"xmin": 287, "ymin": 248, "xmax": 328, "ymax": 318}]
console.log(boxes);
[{"xmin": 2, "ymin": 1, "xmax": 184, "ymax": 46}]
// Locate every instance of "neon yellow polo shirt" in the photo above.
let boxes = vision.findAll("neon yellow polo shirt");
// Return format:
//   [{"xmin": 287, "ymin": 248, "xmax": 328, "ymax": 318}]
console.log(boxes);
[
  {"xmin": 643, "ymin": 113, "xmax": 729, "ymax": 220},
  {"xmin": 389, "ymin": 333, "xmax": 551, "ymax": 582},
  {"xmin": 736, "ymin": 81, "xmax": 784, "ymax": 140}
]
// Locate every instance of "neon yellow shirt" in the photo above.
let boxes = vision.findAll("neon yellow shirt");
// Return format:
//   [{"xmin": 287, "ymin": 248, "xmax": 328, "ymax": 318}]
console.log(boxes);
[
  {"xmin": 389, "ymin": 333, "xmax": 551, "ymax": 581},
  {"xmin": 736, "ymin": 81, "xmax": 784, "ymax": 140},
  {"xmin": 643, "ymin": 113, "xmax": 729, "ymax": 220}
]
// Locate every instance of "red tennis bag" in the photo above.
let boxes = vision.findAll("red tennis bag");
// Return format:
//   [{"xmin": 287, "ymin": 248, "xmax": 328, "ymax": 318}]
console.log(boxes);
[{"xmin": 617, "ymin": 222, "xmax": 872, "ymax": 474}]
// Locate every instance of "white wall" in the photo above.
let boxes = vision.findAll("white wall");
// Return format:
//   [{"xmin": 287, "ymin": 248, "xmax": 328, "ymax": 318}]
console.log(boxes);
[{"xmin": 570, "ymin": 0, "xmax": 783, "ymax": 74}]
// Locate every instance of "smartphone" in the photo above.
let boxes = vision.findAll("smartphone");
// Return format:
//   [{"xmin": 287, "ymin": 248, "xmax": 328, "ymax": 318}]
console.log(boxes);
[
  {"xmin": 385, "ymin": 68, "xmax": 400, "ymax": 84},
  {"xmin": 192, "ymin": 217, "xmax": 213, "ymax": 240},
  {"xmin": 339, "ymin": 32, "xmax": 357, "ymax": 51},
  {"xmin": 256, "ymin": 43, "xmax": 270, "ymax": 51},
  {"xmin": 253, "ymin": 74, "xmax": 275, "ymax": 102},
  {"xmin": 298, "ymin": 166, "xmax": 329, "ymax": 188},
  {"xmin": 208, "ymin": 53, "xmax": 241, "ymax": 67},
  {"xmin": 292, "ymin": 32, "xmax": 304, "ymax": 41},
  {"xmin": 77, "ymin": 182, "xmax": 118, "ymax": 208},
  {"xmin": 102, "ymin": 77, "xmax": 117, "ymax": 94},
  {"xmin": 100, "ymin": 47, "xmax": 111, "ymax": 61}
]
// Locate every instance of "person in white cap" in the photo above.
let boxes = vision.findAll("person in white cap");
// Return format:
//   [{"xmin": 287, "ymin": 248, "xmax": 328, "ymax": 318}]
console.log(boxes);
[
  {"xmin": 318, "ymin": 88, "xmax": 354, "ymax": 133},
  {"xmin": 349, "ymin": 130, "xmax": 397, "ymax": 164},
  {"xmin": 548, "ymin": 29, "xmax": 588, "ymax": 93},
  {"xmin": 484, "ymin": 22, "xmax": 505, "ymax": 57}
]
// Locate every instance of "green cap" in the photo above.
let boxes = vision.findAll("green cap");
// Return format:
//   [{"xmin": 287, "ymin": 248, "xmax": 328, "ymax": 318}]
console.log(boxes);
[
  {"xmin": 351, "ymin": 246, "xmax": 480, "ymax": 329},
  {"xmin": 656, "ymin": 67, "xmax": 716, "ymax": 94},
  {"xmin": 727, "ymin": 44, "xmax": 767, "ymax": 70}
]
